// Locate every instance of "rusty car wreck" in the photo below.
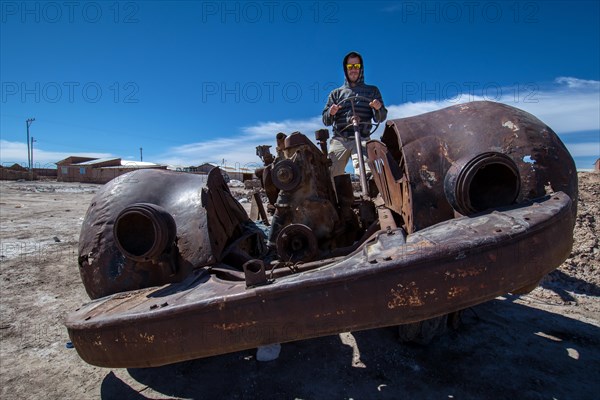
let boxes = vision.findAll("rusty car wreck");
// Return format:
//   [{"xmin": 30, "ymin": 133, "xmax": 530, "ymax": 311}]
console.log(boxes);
[{"xmin": 65, "ymin": 101, "xmax": 578, "ymax": 368}]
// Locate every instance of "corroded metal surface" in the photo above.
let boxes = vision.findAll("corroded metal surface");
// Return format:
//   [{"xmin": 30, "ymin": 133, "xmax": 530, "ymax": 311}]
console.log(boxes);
[
  {"xmin": 262, "ymin": 131, "xmax": 359, "ymax": 260},
  {"xmin": 66, "ymin": 101, "xmax": 578, "ymax": 368},
  {"xmin": 66, "ymin": 193, "xmax": 573, "ymax": 368},
  {"xmin": 77, "ymin": 168, "xmax": 252, "ymax": 299},
  {"xmin": 373, "ymin": 101, "xmax": 577, "ymax": 233}
]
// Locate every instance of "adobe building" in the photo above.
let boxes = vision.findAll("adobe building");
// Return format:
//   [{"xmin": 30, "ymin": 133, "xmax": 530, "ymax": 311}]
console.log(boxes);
[
  {"xmin": 56, "ymin": 157, "xmax": 166, "ymax": 184},
  {"xmin": 183, "ymin": 163, "xmax": 255, "ymax": 182}
]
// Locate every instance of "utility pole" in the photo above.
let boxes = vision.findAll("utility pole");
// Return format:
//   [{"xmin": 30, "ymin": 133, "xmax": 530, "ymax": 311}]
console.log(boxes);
[
  {"xmin": 140, "ymin": 147, "xmax": 143, "ymax": 162},
  {"xmin": 30, "ymin": 137, "xmax": 36, "ymax": 180},
  {"xmin": 26, "ymin": 118, "xmax": 35, "ymax": 171}
]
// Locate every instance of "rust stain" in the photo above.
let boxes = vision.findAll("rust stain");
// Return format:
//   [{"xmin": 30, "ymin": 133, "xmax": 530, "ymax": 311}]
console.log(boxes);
[
  {"xmin": 419, "ymin": 166, "xmax": 437, "ymax": 189},
  {"xmin": 502, "ymin": 120, "xmax": 519, "ymax": 132},
  {"xmin": 387, "ymin": 282, "xmax": 424, "ymax": 309},
  {"xmin": 314, "ymin": 312, "xmax": 333, "ymax": 319},
  {"xmin": 213, "ymin": 321, "xmax": 257, "ymax": 331},
  {"xmin": 448, "ymin": 286, "xmax": 468, "ymax": 298},
  {"xmin": 92, "ymin": 335, "xmax": 102, "ymax": 346},
  {"xmin": 139, "ymin": 332, "xmax": 155, "ymax": 343},
  {"xmin": 456, "ymin": 267, "xmax": 484, "ymax": 278}
]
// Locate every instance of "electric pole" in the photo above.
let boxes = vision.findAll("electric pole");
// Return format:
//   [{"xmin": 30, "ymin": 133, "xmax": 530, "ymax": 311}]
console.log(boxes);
[
  {"xmin": 140, "ymin": 147, "xmax": 143, "ymax": 162},
  {"xmin": 26, "ymin": 118, "xmax": 35, "ymax": 171},
  {"xmin": 30, "ymin": 137, "xmax": 36, "ymax": 180}
]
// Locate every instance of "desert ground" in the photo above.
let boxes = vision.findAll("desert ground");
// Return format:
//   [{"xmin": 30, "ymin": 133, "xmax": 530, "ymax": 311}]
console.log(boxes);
[{"xmin": 0, "ymin": 172, "xmax": 598, "ymax": 399}]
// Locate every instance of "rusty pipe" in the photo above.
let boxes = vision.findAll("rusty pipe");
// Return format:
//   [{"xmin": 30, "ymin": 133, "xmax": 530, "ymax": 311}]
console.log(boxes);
[
  {"xmin": 276, "ymin": 132, "xmax": 287, "ymax": 158},
  {"xmin": 354, "ymin": 127, "xmax": 369, "ymax": 198},
  {"xmin": 113, "ymin": 203, "xmax": 176, "ymax": 262},
  {"xmin": 444, "ymin": 152, "xmax": 521, "ymax": 216}
]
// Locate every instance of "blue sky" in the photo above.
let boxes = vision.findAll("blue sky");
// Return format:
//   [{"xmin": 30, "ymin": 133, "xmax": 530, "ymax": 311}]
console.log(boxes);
[{"xmin": 1, "ymin": 1, "xmax": 599, "ymax": 171}]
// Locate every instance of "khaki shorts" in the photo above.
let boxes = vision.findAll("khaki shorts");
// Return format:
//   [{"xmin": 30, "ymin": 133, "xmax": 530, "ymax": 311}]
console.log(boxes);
[{"xmin": 328, "ymin": 135, "xmax": 371, "ymax": 177}]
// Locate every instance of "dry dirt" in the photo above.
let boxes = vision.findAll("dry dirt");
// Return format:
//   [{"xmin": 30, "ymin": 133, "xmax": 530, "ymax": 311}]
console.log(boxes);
[{"xmin": 1, "ymin": 173, "xmax": 599, "ymax": 400}]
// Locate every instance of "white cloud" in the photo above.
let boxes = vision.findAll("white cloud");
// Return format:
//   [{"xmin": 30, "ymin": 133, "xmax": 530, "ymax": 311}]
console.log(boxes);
[
  {"xmin": 499, "ymin": 91, "xmax": 599, "ymax": 134},
  {"xmin": 555, "ymin": 76, "xmax": 600, "ymax": 89},
  {"xmin": 241, "ymin": 116, "xmax": 324, "ymax": 138},
  {"xmin": 385, "ymin": 78, "xmax": 600, "ymax": 134},
  {"xmin": 0, "ymin": 140, "xmax": 112, "ymax": 168},
  {"xmin": 386, "ymin": 101, "xmax": 458, "ymax": 119},
  {"xmin": 154, "ymin": 117, "xmax": 325, "ymax": 167}
]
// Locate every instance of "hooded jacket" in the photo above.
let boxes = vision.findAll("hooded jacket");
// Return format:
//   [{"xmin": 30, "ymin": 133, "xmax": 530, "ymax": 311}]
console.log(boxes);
[{"xmin": 322, "ymin": 51, "xmax": 388, "ymax": 138}]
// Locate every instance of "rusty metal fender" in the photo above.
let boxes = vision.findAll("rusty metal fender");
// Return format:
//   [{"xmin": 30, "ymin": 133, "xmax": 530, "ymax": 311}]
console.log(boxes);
[
  {"xmin": 371, "ymin": 101, "xmax": 577, "ymax": 233},
  {"xmin": 77, "ymin": 168, "xmax": 250, "ymax": 299}
]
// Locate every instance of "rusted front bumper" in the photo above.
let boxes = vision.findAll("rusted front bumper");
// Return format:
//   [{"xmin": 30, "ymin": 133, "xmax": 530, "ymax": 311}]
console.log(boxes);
[{"xmin": 65, "ymin": 192, "xmax": 573, "ymax": 368}]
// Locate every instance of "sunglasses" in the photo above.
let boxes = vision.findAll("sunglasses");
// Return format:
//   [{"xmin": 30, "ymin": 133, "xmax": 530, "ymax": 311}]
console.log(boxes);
[{"xmin": 346, "ymin": 63, "xmax": 361, "ymax": 70}]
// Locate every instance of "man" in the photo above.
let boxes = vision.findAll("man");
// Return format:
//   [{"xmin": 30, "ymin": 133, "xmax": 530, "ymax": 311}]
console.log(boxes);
[{"xmin": 322, "ymin": 51, "xmax": 388, "ymax": 177}]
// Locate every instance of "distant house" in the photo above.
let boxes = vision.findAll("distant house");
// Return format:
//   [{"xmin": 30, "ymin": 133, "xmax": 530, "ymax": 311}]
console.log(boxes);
[
  {"xmin": 220, "ymin": 165, "xmax": 255, "ymax": 182},
  {"xmin": 179, "ymin": 163, "xmax": 255, "ymax": 182},
  {"xmin": 193, "ymin": 163, "xmax": 219, "ymax": 174},
  {"xmin": 56, "ymin": 157, "xmax": 167, "ymax": 184},
  {"xmin": 595, "ymin": 158, "xmax": 600, "ymax": 172}
]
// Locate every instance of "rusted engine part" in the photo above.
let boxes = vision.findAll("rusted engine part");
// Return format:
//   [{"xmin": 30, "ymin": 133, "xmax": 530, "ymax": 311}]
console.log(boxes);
[
  {"xmin": 315, "ymin": 128, "xmax": 330, "ymax": 155},
  {"xmin": 78, "ymin": 168, "xmax": 261, "ymax": 299},
  {"xmin": 257, "ymin": 132, "xmax": 362, "ymax": 263},
  {"xmin": 369, "ymin": 101, "xmax": 578, "ymax": 234},
  {"xmin": 248, "ymin": 192, "xmax": 270, "ymax": 225}
]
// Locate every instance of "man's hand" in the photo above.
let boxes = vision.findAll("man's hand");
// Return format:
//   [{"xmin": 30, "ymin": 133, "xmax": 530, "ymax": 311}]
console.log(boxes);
[
  {"xmin": 369, "ymin": 99, "xmax": 382, "ymax": 111},
  {"xmin": 329, "ymin": 104, "xmax": 341, "ymax": 116}
]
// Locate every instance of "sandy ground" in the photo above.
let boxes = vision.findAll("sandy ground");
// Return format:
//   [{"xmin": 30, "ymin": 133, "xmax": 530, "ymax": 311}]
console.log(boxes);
[{"xmin": 0, "ymin": 173, "xmax": 598, "ymax": 399}]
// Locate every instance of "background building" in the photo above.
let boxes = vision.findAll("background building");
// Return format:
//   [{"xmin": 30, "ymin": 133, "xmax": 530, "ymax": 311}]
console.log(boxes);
[{"xmin": 56, "ymin": 157, "xmax": 166, "ymax": 184}]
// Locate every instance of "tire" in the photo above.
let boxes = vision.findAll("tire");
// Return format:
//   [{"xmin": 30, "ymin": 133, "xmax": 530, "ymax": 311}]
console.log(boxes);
[{"xmin": 398, "ymin": 311, "xmax": 462, "ymax": 345}]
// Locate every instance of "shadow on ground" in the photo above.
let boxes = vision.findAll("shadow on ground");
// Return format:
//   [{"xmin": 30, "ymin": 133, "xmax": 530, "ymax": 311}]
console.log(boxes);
[
  {"xmin": 101, "ymin": 298, "xmax": 600, "ymax": 400},
  {"xmin": 542, "ymin": 269, "xmax": 600, "ymax": 300}
]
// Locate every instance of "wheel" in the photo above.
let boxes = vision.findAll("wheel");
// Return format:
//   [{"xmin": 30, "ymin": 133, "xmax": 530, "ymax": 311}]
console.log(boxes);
[
  {"xmin": 398, "ymin": 315, "xmax": 448, "ymax": 345},
  {"xmin": 333, "ymin": 95, "xmax": 381, "ymax": 137}
]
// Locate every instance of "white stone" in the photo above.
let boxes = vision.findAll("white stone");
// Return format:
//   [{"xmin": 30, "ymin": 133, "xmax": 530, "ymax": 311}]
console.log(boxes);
[{"xmin": 256, "ymin": 343, "xmax": 281, "ymax": 361}]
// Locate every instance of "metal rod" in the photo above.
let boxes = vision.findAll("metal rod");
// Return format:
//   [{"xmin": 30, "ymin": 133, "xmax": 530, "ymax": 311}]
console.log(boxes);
[{"xmin": 350, "ymin": 99, "xmax": 368, "ymax": 197}]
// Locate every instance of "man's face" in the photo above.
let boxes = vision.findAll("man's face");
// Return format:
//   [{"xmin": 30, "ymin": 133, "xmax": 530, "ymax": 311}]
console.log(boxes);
[{"xmin": 346, "ymin": 56, "xmax": 361, "ymax": 83}]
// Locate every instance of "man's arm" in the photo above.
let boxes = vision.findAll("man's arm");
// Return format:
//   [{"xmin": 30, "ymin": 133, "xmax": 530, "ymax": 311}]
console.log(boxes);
[
  {"xmin": 371, "ymin": 87, "xmax": 388, "ymax": 123},
  {"xmin": 322, "ymin": 90, "xmax": 338, "ymax": 126}
]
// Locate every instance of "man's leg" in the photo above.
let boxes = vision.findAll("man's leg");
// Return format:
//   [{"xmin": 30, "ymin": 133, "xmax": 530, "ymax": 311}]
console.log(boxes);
[
  {"xmin": 329, "ymin": 137, "xmax": 354, "ymax": 177},
  {"xmin": 351, "ymin": 138, "xmax": 371, "ymax": 175}
]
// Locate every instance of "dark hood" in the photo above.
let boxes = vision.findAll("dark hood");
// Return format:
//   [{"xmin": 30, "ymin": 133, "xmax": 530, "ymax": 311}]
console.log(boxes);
[{"xmin": 343, "ymin": 51, "xmax": 364, "ymax": 87}]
